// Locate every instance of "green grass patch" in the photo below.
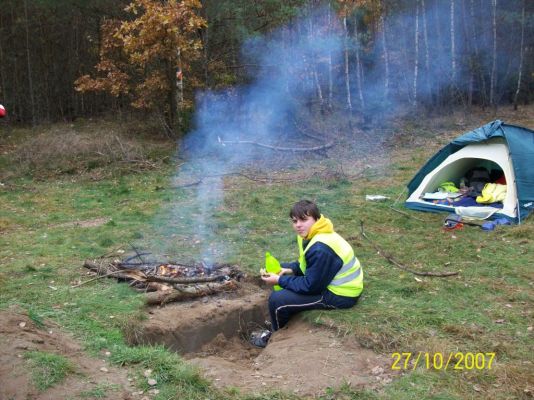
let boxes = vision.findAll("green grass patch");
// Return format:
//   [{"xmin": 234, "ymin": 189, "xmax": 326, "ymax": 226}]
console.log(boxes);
[
  {"xmin": 24, "ymin": 351, "xmax": 74, "ymax": 391},
  {"xmin": 2, "ymin": 113, "xmax": 534, "ymax": 399}
]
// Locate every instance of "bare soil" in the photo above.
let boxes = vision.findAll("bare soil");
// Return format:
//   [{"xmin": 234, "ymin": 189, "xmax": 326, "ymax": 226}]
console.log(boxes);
[
  {"xmin": 128, "ymin": 281, "xmax": 396, "ymax": 397},
  {"xmin": 0, "ymin": 282, "xmax": 396, "ymax": 398},
  {"xmin": 0, "ymin": 306, "xmax": 134, "ymax": 400}
]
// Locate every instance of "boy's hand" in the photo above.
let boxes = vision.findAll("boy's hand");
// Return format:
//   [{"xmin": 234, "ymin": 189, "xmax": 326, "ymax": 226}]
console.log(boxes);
[
  {"xmin": 278, "ymin": 268, "xmax": 293, "ymax": 276},
  {"xmin": 261, "ymin": 273, "xmax": 280, "ymax": 285}
]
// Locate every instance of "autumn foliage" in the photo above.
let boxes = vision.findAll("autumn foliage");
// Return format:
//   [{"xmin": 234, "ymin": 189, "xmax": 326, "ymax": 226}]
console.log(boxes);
[{"xmin": 75, "ymin": 0, "xmax": 206, "ymax": 121}]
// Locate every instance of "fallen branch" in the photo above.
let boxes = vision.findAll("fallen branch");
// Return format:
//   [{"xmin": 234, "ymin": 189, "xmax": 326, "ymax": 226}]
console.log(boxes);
[
  {"xmin": 71, "ymin": 269, "xmax": 126, "ymax": 288},
  {"xmin": 82, "ymin": 260, "xmax": 147, "ymax": 281},
  {"xmin": 292, "ymin": 120, "xmax": 327, "ymax": 142},
  {"xmin": 218, "ymin": 139, "xmax": 334, "ymax": 152},
  {"xmin": 388, "ymin": 206, "xmax": 426, "ymax": 222},
  {"xmin": 356, "ymin": 221, "xmax": 459, "ymax": 277},
  {"xmin": 145, "ymin": 280, "xmax": 238, "ymax": 306}
]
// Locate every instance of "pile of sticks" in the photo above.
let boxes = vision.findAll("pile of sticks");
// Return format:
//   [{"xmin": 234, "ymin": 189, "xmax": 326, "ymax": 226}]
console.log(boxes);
[{"xmin": 81, "ymin": 255, "xmax": 243, "ymax": 306}]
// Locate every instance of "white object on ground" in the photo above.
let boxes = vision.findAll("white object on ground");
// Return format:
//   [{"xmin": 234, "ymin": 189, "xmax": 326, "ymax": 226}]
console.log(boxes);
[{"xmin": 365, "ymin": 195, "xmax": 389, "ymax": 201}]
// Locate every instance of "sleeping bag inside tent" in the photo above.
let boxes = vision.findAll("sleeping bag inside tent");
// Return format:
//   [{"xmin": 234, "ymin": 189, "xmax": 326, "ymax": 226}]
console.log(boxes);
[{"xmin": 405, "ymin": 120, "xmax": 534, "ymax": 224}]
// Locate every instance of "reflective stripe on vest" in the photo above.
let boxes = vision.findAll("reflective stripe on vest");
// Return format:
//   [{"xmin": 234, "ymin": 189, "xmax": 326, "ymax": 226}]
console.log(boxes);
[
  {"xmin": 330, "ymin": 257, "xmax": 362, "ymax": 286},
  {"xmin": 297, "ymin": 233, "xmax": 363, "ymax": 297}
]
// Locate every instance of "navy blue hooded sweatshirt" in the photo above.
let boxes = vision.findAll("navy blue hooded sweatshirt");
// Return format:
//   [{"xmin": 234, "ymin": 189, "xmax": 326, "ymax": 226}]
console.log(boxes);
[{"xmin": 278, "ymin": 240, "xmax": 343, "ymax": 295}]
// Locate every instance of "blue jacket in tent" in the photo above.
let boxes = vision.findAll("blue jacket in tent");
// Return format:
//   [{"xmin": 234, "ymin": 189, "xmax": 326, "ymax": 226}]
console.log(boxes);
[{"xmin": 405, "ymin": 120, "xmax": 534, "ymax": 223}]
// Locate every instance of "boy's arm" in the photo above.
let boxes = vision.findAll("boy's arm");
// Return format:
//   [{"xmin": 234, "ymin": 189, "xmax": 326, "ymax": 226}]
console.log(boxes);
[
  {"xmin": 278, "ymin": 243, "xmax": 342, "ymax": 294},
  {"xmin": 281, "ymin": 261, "xmax": 302, "ymax": 276}
]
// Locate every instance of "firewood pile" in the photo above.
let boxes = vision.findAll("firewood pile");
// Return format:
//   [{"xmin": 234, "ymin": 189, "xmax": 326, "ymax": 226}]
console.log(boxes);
[{"xmin": 81, "ymin": 253, "xmax": 243, "ymax": 306}]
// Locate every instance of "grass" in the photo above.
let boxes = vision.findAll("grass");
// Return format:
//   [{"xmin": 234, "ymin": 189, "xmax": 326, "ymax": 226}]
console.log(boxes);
[
  {"xmin": 24, "ymin": 351, "xmax": 74, "ymax": 391},
  {"xmin": 1, "ymin": 108, "xmax": 533, "ymax": 399}
]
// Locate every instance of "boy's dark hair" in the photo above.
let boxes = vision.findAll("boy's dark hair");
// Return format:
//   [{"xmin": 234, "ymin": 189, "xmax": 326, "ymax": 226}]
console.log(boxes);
[{"xmin": 289, "ymin": 200, "xmax": 321, "ymax": 220}]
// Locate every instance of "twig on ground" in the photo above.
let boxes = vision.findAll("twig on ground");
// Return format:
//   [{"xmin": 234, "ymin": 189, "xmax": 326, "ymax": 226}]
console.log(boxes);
[
  {"xmin": 71, "ymin": 269, "xmax": 126, "ymax": 288},
  {"xmin": 292, "ymin": 120, "xmax": 327, "ymax": 142},
  {"xmin": 392, "ymin": 187, "xmax": 407, "ymax": 205},
  {"xmin": 128, "ymin": 242, "xmax": 146, "ymax": 264},
  {"xmin": 355, "ymin": 221, "xmax": 458, "ymax": 277},
  {"xmin": 388, "ymin": 206, "xmax": 426, "ymax": 222},
  {"xmin": 97, "ymin": 245, "xmax": 126, "ymax": 259}
]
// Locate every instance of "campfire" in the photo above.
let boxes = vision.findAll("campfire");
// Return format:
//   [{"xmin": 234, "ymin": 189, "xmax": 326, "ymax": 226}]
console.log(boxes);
[{"xmin": 81, "ymin": 251, "xmax": 243, "ymax": 306}]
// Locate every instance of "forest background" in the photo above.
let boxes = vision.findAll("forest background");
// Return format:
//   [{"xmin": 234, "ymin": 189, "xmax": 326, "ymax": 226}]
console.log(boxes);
[
  {"xmin": 0, "ymin": 0, "xmax": 533, "ymax": 131},
  {"xmin": 1, "ymin": 1, "xmax": 534, "ymax": 399}
]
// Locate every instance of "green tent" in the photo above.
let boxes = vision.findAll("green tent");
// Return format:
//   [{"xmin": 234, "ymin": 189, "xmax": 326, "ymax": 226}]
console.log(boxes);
[{"xmin": 405, "ymin": 120, "xmax": 534, "ymax": 223}]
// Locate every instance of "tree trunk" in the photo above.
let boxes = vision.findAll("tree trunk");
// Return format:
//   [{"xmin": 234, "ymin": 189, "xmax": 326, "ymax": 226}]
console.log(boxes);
[
  {"xmin": 461, "ymin": 0, "xmax": 473, "ymax": 106},
  {"xmin": 433, "ymin": 0, "xmax": 444, "ymax": 107},
  {"xmin": 176, "ymin": 49, "xmax": 184, "ymax": 106},
  {"xmin": 327, "ymin": 6, "xmax": 333, "ymax": 109},
  {"xmin": 0, "ymin": 16, "xmax": 7, "ymax": 109},
  {"xmin": 313, "ymin": 68, "xmax": 324, "ymax": 108},
  {"xmin": 450, "ymin": 0, "xmax": 456, "ymax": 83},
  {"xmin": 23, "ymin": 0, "xmax": 36, "ymax": 125},
  {"xmin": 489, "ymin": 0, "xmax": 497, "ymax": 106},
  {"xmin": 421, "ymin": 0, "xmax": 430, "ymax": 98},
  {"xmin": 201, "ymin": 2, "xmax": 209, "ymax": 87},
  {"xmin": 413, "ymin": 0, "xmax": 420, "ymax": 107},
  {"xmin": 354, "ymin": 17, "xmax": 365, "ymax": 110},
  {"xmin": 471, "ymin": 0, "xmax": 487, "ymax": 107},
  {"xmin": 513, "ymin": 0, "xmax": 525, "ymax": 110},
  {"xmin": 343, "ymin": 16, "xmax": 352, "ymax": 112},
  {"xmin": 380, "ymin": 13, "xmax": 390, "ymax": 100},
  {"xmin": 308, "ymin": 13, "xmax": 324, "ymax": 111}
]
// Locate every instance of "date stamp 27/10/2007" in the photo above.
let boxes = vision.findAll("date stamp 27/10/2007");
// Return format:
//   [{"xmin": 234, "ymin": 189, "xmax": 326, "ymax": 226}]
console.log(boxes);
[{"xmin": 391, "ymin": 352, "xmax": 496, "ymax": 371}]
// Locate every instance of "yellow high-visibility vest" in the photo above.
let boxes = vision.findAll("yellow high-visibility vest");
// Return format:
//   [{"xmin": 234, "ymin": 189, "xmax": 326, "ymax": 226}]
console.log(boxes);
[
  {"xmin": 297, "ymin": 233, "xmax": 363, "ymax": 297},
  {"xmin": 476, "ymin": 183, "xmax": 507, "ymax": 204}
]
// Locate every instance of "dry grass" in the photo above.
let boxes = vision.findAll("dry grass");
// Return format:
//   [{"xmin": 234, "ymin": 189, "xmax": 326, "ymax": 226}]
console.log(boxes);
[{"xmin": 0, "ymin": 120, "xmax": 175, "ymax": 180}]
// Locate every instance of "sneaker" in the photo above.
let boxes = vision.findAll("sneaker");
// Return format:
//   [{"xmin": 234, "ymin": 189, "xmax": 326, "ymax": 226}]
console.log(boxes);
[{"xmin": 250, "ymin": 329, "xmax": 271, "ymax": 348}]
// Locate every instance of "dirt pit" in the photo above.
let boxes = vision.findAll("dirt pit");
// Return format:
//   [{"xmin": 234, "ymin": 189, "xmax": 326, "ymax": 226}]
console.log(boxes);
[{"xmin": 129, "ymin": 281, "xmax": 396, "ymax": 397}]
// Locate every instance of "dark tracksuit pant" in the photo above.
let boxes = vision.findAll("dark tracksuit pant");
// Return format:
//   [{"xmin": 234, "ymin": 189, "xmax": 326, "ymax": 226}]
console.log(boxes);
[{"xmin": 268, "ymin": 288, "xmax": 358, "ymax": 331}]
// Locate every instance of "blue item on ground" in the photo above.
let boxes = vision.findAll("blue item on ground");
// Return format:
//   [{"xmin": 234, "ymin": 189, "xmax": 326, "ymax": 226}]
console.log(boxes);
[
  {"xmin": 481, "ymin": 222, "xmax": 496, "ymax": 231},
  {"xmin": 493, "ymin": 217, "xmax": 511, "ymax": 226}
]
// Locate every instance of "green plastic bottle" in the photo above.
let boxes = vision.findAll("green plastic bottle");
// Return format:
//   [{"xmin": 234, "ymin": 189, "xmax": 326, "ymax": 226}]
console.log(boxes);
[{"xmin": 265, "ymin": 251, "xmax": 282, "ymax": 291}]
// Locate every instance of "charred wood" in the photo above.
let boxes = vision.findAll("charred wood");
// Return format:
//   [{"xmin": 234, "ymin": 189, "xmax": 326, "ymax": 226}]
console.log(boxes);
[{"xmin": 145, "ymin": 280, "xmax": 239, "ymax": 306}]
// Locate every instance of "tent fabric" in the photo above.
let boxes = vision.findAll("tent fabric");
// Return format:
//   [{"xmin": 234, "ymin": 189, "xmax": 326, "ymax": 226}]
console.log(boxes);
[{"xmin": 405, "ymin": 120, "xmax": 534, "ymax": 223}]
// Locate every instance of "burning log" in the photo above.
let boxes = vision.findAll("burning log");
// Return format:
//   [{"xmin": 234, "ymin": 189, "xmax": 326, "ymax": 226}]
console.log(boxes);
[{"xmin": 80, "ymin": 257, "xmax": 243, "ymax": 305}]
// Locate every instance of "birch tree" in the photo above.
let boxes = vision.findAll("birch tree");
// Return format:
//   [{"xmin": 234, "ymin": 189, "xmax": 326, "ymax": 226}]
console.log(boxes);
[
  {"xmin": 421, "ymin": 0, "xmax": 430, "ymax": 92},
  {"xmin": 450, "ymin": 0, "xmax": 456, "ymax": 83},
  {"xmin": 380, "ymin": 13, "xmax": 390, "ymax": 100},
  {"xmin": 413, "ymin": 0, "xmax": 420, "ymax": 107},
  {"xmin": 324, "ymin": 6, "xmax": 333, "ymax": 109},
  {"xmin": 342, "ymin": 15, "xmax": 353, "ymax": 112}
]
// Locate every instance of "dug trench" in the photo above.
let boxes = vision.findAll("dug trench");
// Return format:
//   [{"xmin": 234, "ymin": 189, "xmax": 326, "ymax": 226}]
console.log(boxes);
[{"xmin": 125, "ymin": 278, "xmax": 396, "ymax": 396}]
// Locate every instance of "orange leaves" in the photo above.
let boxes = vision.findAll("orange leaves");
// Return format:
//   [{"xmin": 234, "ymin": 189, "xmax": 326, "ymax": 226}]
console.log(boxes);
[{"xmin": 75, "ymin": 0, "xmax": 206, "ymax": 112}]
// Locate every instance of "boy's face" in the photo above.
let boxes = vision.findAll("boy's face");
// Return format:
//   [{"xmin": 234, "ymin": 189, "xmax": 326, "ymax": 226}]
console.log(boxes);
[{"xmin": 291, "ymin": 215, "xmax": 317, "ymax": 238}]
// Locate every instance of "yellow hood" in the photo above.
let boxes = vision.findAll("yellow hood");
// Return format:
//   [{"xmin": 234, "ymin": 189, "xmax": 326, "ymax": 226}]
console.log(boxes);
[{"xmin": 306, "ymin": 214, "xmax": 334, "ymax": 240}]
